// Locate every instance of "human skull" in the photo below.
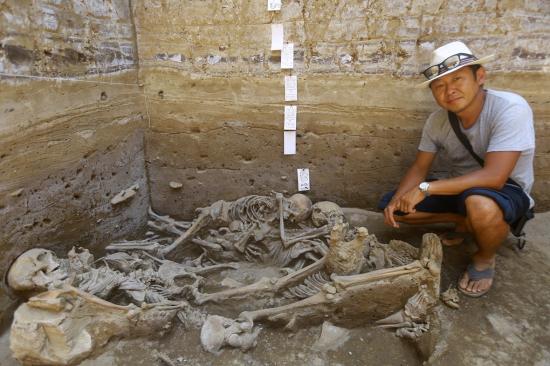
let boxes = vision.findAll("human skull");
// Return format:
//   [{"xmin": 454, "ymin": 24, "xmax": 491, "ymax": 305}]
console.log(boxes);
[
  {"xmin": 311, "ymin": 201, "xmax": 345, "ymax": 227},
  {"xmin": 283, "ymin": 194, "xmax": 313, "ymax": 223},
  {"xmin": 6, "ymin": 248, "xmax": 67, "ymax": 292}
]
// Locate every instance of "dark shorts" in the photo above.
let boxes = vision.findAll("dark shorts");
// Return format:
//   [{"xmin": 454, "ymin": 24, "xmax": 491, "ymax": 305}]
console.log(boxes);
[{"xmin": 377, "ymin": 183, "xmax": 530, "ymax": 225}]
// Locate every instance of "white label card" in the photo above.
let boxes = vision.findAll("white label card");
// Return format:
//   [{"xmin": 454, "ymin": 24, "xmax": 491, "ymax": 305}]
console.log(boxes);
[
  {"xmin": 285, "ymin": 75, "xmax": 297, "ymax": 101},
  {"xmin": 267, "ymin": 0, "xmax": 282, "ymax": 11},
  {"xmin": 284, "ymin": 105, "xmax": 297, "ymax": 130},
  {"xmin": 297, "ymin": 168, "xmax": 310, "ymax": 191},
  {"xmin": 281, "ymin": 43, "xmax": 294, "ymax": 69},
  {"xmin": 283, "ymin": 131, "xmax": 296, "ymax": 155},
  {"xmin": 271, "ymin": 24, "xmax": 283, "ymax": 51}
]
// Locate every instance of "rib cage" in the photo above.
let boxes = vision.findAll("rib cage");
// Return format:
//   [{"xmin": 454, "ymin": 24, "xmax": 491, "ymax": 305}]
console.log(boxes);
[
  {"xmin": 229, "ymin": 195, "xmax": 277, "ymax": 225},
  {"xmin": 284, "ymin": 271, "xmax": 331, "ymax": 299}
]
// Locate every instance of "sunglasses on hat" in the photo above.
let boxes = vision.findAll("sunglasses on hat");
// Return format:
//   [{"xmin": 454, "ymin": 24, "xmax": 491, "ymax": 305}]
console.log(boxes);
[{"xmin": 422, "ymin": 53, "xmax": 478, "ymax": 81}]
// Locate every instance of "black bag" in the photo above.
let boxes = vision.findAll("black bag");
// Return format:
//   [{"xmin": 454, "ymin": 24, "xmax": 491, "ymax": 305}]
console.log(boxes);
[{"xmin": 448, "ymin": 111, "xmax": 534, "ymax": 249}]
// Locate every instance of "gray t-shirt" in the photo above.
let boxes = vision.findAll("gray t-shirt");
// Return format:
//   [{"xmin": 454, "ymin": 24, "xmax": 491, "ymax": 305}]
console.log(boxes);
[{"xmin": 418, "ymin": 89, "xmax": 535, "ymax": 207}]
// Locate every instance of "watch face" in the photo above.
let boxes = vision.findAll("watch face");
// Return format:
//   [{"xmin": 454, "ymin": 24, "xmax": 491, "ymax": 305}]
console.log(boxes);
[{"xmin": 419, "ymin": 182, "xmax": 429, "ymax": 192}]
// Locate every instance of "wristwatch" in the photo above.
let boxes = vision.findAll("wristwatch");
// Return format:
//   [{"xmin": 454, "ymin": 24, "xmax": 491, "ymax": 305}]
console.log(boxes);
[{"xmin": 418, "ymin": 182, "xmax": 430, "ymax": 196}]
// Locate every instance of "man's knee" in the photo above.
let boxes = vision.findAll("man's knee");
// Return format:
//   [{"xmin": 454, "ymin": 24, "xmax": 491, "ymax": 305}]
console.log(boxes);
[{"xmin": 464, "ymin": 195, "xmax": 504, "ymax": 224}]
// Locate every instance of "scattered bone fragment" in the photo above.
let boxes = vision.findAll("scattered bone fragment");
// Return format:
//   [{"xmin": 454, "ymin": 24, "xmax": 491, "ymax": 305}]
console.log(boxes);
[
  {"xmin": 200, "ymin": 315, "xmax": 260, "ymax": 354},
  {"xmin": 311, "ymin": 321, "xmax": 350, "ymax": 352},
  {"xmin": 110, "ymin": 183, "xmax": 139, "ymax": 205},
  {"xmin": 10, "ymin": 188, "xmax": 24, "ymax": 197},
  {"xmin": 169, "ymin": 181, "xmax": 183, "ymax": 189},
  {"xmin": 440, "ymin": 287, "xmax": 460, "ymax": 309}
]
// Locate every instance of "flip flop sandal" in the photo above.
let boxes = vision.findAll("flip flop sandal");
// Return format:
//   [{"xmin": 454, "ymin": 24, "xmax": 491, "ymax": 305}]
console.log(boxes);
[
  {"xmin": 458, "ymin": 263, "xmax": 494, "ymax": 298},
  {"xmin": 439, "ymin": 231, "xmax": 469, "ymax": 246}
]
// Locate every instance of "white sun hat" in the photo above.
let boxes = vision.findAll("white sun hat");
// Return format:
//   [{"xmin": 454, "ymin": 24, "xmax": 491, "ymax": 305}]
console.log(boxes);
[{"xmin": 418, "ymin": 41, "xmax": 495, "ymax": 88}]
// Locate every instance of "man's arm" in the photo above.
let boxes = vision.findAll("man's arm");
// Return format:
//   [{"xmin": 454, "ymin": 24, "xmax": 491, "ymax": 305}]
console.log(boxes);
[
  {"xmin": 391, "ymin": 151, "xmax": 521, "ymax": 223},
  {"xmin": 427, "ymin": 151, "xmax": 521, "ymax": 194},
  {"xmin": 384, "ymin": 151, "xmax": 436, "ymax": 227}
]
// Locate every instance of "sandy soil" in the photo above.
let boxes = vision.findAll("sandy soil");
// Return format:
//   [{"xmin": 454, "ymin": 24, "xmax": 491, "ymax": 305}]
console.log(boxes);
[{"xmin": 1, "ymin": 211, "xmax": 549, "ymax": 366}]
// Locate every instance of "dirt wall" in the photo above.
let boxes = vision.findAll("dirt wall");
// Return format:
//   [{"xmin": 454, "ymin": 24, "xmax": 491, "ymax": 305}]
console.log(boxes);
[
  {"xmin": 134, "ymin": 0, "xmax": 550, "ymax": 217},
  {"xmin": 0, "ymin": 0, "xmax": 148, "ymax": 325}
]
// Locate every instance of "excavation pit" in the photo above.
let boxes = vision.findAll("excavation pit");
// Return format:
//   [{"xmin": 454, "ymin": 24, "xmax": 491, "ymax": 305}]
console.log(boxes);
[
  {"xmin": 1, "ymin": 0, "xmax": 550, "ymax": 365},
  {"xmin": 2, "ymin": 194, "xmax": 445, "ymax": 364}
]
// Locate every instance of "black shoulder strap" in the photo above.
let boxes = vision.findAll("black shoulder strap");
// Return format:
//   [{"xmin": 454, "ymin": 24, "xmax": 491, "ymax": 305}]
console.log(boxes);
[
  {"xmin": 447, "ymin": 111, "xmax": 521, "ymax": 188},
  {"xmin": 448, "ymin": 111, "xmax": 485, "ymax": 166}
]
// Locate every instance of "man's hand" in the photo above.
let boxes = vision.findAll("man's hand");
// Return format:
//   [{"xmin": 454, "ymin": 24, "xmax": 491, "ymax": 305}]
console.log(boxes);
[
  {"xmin": 383, "ymin": 187, "xmax": 426, "ymax": 228},
  {"xmin": 383, "ymin": 200, "xmax": 400, "ymax": 228},
  {"xmin": 396, "ymin": 187, "xmax": 425, "ymax": 214}
]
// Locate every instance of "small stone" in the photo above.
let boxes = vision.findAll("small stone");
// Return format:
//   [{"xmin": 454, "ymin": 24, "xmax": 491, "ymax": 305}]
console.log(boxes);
[
  {"xmin": 325, "ymin": 294, "xmax": 334, "ymax": 300},
  {"xmin": 169, "ymin": 181, "xmax": 183, "ymax": 189},
  {"xmin": 280, "ymin": 176, "xmax": 288, "ymax": 181},
  {"xmin": 10, "ymin": 188, "xmax": 23, "ymax": 197},
  {"xmin": 207, "ymin": 55, "xmax": 222, "ymax": 64},
  {"xmin": 111, "ymin": 184, "xmax": 139, "ymax": 205},
  {"xmin": 312, "ymin": 321, "xmax": 350, "ymax": 352}
]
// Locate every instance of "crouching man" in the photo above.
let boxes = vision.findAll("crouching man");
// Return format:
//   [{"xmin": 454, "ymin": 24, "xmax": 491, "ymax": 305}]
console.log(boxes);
[{"xmin": 379, "ymin": 41, "xmax": 535, "ymax": 297}]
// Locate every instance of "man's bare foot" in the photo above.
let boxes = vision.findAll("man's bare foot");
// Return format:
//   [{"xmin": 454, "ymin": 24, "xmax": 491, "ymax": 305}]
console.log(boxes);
[{"xmin": 458, "ymin": 258, "xmax": 495, "ymax": 297}]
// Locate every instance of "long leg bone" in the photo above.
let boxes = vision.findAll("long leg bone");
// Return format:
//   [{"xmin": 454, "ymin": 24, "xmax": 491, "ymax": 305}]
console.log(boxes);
[
  {"xmin": 161, "ymin": 211, "xmax": 212, "ymax": 256},
  {"xmin": 106, "ymin": 239, "xmax": 164, "ymax": 254},
  {"xmin": 239, "ymin": 291, "xmax": 331, "ymax": 330},
  {"xmin": 284, "ymin": 225, "xmax": 330, "ymax": 246},
  {"xmin": 148, "ymin": 207, "xmax": 191, "ymax": 234},
  {"xmin": 193, "ymin": 258, "xmax": 326, "ymax": 305},
  {"xmin": 331, "ymin": 262, "xmax": 423, "ymax": 290}
]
